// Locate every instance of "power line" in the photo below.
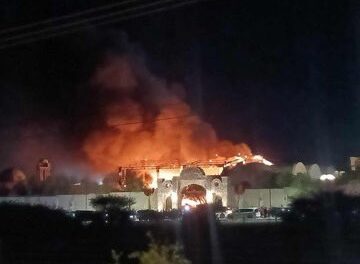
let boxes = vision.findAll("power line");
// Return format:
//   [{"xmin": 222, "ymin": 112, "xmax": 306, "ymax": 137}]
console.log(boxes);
[
  {"xmin": 0, "ymin": 0, "xmax": 202, "ymax": 49},
  {"xmin": 0, "ymin": 0, "xmax": 139, "ymax": 35},
  {"xmin": 0, "ymin": 0, "xmax": 206, "ymax": 49},
  {"xmin": 76, "ymin": 102, "xmax": 189, "ymax": 120},
  {"xmin": 0, "ymin": 0, "xmax": 174, "ymax": 43},
  {"xmin": 111, "ymin": 114, "xmax": 195, "ymax": 127}
]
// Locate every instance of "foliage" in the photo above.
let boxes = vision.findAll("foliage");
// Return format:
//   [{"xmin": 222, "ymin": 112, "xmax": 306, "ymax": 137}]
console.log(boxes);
[
  {"xmin": 108, "ymin": 234, "xmax": 190, "ymax": 264},
  {"xmin": 0, "ymin": 203, "xmax": 80, "ymax": 237},
  {"xmin": 275, "ymin": 171, "xmax": 295, "ymax": 187},
  {"xmin": 109, "ymin": 250, "xmax": 123, "ymax": 264},
  {"xmin": 284, "ymin": 191, "xmax": 360, "ymax": 227},
  {"xmin": 268, "ymin": 171, "xmax": 320, "ymax": 198},
  {"xmin": 335, "ymin": 170, "xmax": 360, "ymax": 185},
  {"xmin": 91, "ymin": 195, "xmax": 135, "ymax": 211},
  {"xmin": 129, "ymin": 233, "xmax": 190, "ymax": 264},
  {"xmin": 289, "ymin": 173, "xmax": 320, "ymax": 198}
]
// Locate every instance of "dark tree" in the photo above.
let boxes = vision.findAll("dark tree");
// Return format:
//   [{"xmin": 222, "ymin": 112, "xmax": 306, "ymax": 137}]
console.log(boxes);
[{"xmin": 90, "ymin": 195, "xmax": 135, "ymax": 211}]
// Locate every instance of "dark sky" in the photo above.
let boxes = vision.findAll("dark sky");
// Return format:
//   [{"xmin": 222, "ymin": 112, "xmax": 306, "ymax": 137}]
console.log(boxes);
[{"xmin": 0, "ymin": 0, "xmax": 359, "ymax": 169}]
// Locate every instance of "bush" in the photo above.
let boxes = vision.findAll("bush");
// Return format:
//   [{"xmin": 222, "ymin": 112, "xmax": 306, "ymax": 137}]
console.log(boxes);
[
  {"xmin": 129, "ymin": 234, "xmax": 190, "ymax": 264},
  {"xmin": 0, "ymin": 202, "xmax": 80, "ymax": 238},
  {"xmin": 283, "ymin": 191, "xmax": 360, "ymax": 227},
  {"xmin": 91, "ymin": 195, "xmax": 135, "ymax": 211}
]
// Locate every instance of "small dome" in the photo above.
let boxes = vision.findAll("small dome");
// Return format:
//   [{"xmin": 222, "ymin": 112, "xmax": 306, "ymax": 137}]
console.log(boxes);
[
  {"xmin": 308, "ymin": 164, "xmax": 322, "ymax": 179},
  {"xmin": 180, "ymin": 167, "xmax": 205, "ymax": 179},
  {"xmin": 292, "ymin": 162, "xmax": 307, "ymax": 175},
  {"xmin": 224, "ymin": 163, "xmax": 273, "ymax": 188}
]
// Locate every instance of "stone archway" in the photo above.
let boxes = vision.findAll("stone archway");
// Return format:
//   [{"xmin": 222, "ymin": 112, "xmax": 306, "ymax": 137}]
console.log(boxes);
[
  {"xmin": 213, "ymin": 195, "xmax": 223, "ymax": 208},
  {"xmin": 165, "ymin": 196, "xmax": 172, "ymax": 211},
  {"xmin": 180, "ymin": 184, "xmax": 207, "ymax": 207}
]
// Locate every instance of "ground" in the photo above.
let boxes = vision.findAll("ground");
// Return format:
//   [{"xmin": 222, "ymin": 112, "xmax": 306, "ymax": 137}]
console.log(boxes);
[{"xmin": 2, "ymin": 215, "xmax": 360, "ymax": 264}]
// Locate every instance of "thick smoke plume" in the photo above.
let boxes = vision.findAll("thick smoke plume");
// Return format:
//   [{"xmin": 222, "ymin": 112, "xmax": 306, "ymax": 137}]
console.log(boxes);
[
  {"xmin": 83, "ymin": 52, "xmax": 251, "ymax": 172},
  {"xmin": 0, "ymin": 35, "xmax": 252, "ymax": 178},
  {"xmin": 0, "ymin": 123, "xmax": 91, "ymax": 178}
]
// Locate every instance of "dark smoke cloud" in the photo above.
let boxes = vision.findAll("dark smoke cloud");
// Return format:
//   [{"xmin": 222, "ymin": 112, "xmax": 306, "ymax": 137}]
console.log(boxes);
[
  {"xmin": 0, "ymin": 32, "xmax": 251, "ymax": 177},
  {"xmin": 83, "ymin": 38, "xmax": 251, "ymax": 171},
  {"xmin": 0, "ymin": 122, "xmax": 92, "ymax": 178}
]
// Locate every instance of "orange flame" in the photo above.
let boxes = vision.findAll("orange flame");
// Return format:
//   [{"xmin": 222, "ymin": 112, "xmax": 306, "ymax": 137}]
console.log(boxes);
[{"xmin": 83, "ymin": 55, "xmax": 255, "ymax": 185}]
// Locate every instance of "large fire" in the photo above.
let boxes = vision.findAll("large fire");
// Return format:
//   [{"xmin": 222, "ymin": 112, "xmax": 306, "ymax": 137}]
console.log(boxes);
[
  {"xmin": 82, "ymin": 54, "xmax": 272, "ymax": 187},
  {"xmin": 181, "ymin": 184, "xmax": 207, "ymax": 207}
]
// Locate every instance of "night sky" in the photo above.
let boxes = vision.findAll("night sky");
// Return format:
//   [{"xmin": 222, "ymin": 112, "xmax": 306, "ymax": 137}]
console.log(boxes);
[{"xmin": 0, "ymin": 0, "xmax": 359, "ymax": 171}]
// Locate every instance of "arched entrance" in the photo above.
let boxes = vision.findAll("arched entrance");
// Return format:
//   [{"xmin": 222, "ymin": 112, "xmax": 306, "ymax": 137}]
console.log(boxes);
[
  {"xmin": 213, "ymin": 195, "xmax": 223, "ymax": 208},
  {"xmin": 165, "ymin": 196, "xmax": 172, "ymax": 211},
  {"xmin": 180, "ymin": 184, "xmax": 207, "ymax": 207}
]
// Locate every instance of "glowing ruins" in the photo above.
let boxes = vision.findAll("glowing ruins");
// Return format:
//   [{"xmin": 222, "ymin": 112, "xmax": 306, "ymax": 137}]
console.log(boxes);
[
  {"xmin": 81, "ymin": 54, "xmax": 274, "ymax": 210},
  {"xmin": 117, "ymin": 154, "xmax": 273, "ymax": 210}
]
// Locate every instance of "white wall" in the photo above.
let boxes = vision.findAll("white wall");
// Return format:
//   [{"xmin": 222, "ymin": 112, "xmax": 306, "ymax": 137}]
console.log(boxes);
[
  {"xmin": 237, "ymin": 189, "xmax": 289, "ymax": 208},
  {"xmin": 0, "ymin": 189, "xmax": 289, "ymax": 211},
  {"xmin": 110, "ymin": 192, "xmax": 157, "ymax": 210},
  {"xmin": 0, "ymin": 192, "xmax": 156, "ymax": 211}
]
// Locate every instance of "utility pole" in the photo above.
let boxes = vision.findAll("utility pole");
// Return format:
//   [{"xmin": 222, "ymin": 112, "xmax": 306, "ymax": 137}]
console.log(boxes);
[
  {"xmin": 269, "ymin": 188, "xmax": 272, "ymax": 208},
  {"xmin": 85, "ymin": 181, "xmax": 88, "ymax": 210},
  {"xmin": 0, "ymin": 239, "xmax": 3, "ymax": 263}
]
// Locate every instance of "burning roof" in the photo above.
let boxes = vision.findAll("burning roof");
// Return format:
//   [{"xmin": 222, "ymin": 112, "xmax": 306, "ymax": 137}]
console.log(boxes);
[
  {"xmin": 79, "ymin": 41, "xmax": 272, "ymax": 186},
  {"xmin": 83, "ymin": 54, "xmax": 256, "ymax": 173},
  {"xmin": 116, "ymin": 154, "xmax": 273, "ymax": 189}
]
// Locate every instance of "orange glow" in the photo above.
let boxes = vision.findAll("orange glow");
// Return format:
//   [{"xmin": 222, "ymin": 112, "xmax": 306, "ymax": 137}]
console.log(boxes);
[
  {"xmin": 82, "ymin": 55, "xmax": 272, "ymax": 186},
  {"xmin": 83, "ymin": 99, "xmax": 253, "ymax": 171},
  {"xmin": 181, "ymin": 184, "xmax": 207, "ymax": 207},
  {"xmin": 147, "ymin": 168, "xmax": 182, "ymax": 181},
  {"xmin": 181, "ymin": 198, "xmax": 203, "ymax": 207}
]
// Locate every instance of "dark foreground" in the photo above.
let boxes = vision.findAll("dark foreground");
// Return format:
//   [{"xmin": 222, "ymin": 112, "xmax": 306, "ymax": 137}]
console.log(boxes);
[{"xmin": 1, "ymin": 206, "xmax": 360, "ymax": 263}]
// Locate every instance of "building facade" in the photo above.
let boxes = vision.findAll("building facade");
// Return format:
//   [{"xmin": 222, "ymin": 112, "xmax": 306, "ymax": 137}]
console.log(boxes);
[
  {"xmin": 350, "ymin": 157, "xmax": 360, "ymax": 171},
  {"xmin": 156, "ymin": 166, "xmax": 229, "ymax": 211}
]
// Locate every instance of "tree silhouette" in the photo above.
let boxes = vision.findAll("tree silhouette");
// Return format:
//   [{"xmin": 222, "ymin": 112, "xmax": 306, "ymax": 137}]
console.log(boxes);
[
  {"xmin": 91, "ymin": 195, "xmax": 135, "ymax": 211},
  {"xmin": 129, "ymin": 233, "xmax": 190, "ymax": 264}
]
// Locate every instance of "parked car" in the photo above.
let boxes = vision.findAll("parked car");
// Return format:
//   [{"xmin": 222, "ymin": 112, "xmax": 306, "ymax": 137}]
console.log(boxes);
[
  {"xmin": 129, "ymin": 210, "xmax": 139, "ymax": 221},
  {"xmin": 73, "ymin": 210, "xmax": 108, "ymax": 226},
  {"xmin": 162, "ymin": 209, "xmax": 182, "ymax": 221},
  {"xmin": 228, "ymin": 208, "xmax": 260, "ymax": 220},
  {"xmin": 269, "ymin": 207, "xmax": 291, "ymax": 218},
  {"xmin": 215, "ymin": 206, "xmax": 233, "ymax": 219},
  {"xmin": 137, "ymin": 209, "xmax": 161, "ymax": 221}
]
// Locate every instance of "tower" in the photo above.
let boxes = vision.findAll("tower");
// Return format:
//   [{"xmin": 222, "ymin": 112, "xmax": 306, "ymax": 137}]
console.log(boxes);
[
  {"xmin": 118, "ymin": 167, "xmax": 127, "ymax": 188},
  {"xmin": 37, "ymin": 159, "xmax": 51, "ymax": 182}
]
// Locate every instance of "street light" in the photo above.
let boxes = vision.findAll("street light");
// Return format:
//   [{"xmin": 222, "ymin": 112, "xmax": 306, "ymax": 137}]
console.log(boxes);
[{"xmin": 320, "ymin": 174, "xmax": 336, "ymax": 181}]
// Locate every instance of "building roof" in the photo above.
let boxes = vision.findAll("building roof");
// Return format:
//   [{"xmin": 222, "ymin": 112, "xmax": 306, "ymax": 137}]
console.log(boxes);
[{"xmin": 222, "ymin": 163, "xmax": 274, "ymax": 188}]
